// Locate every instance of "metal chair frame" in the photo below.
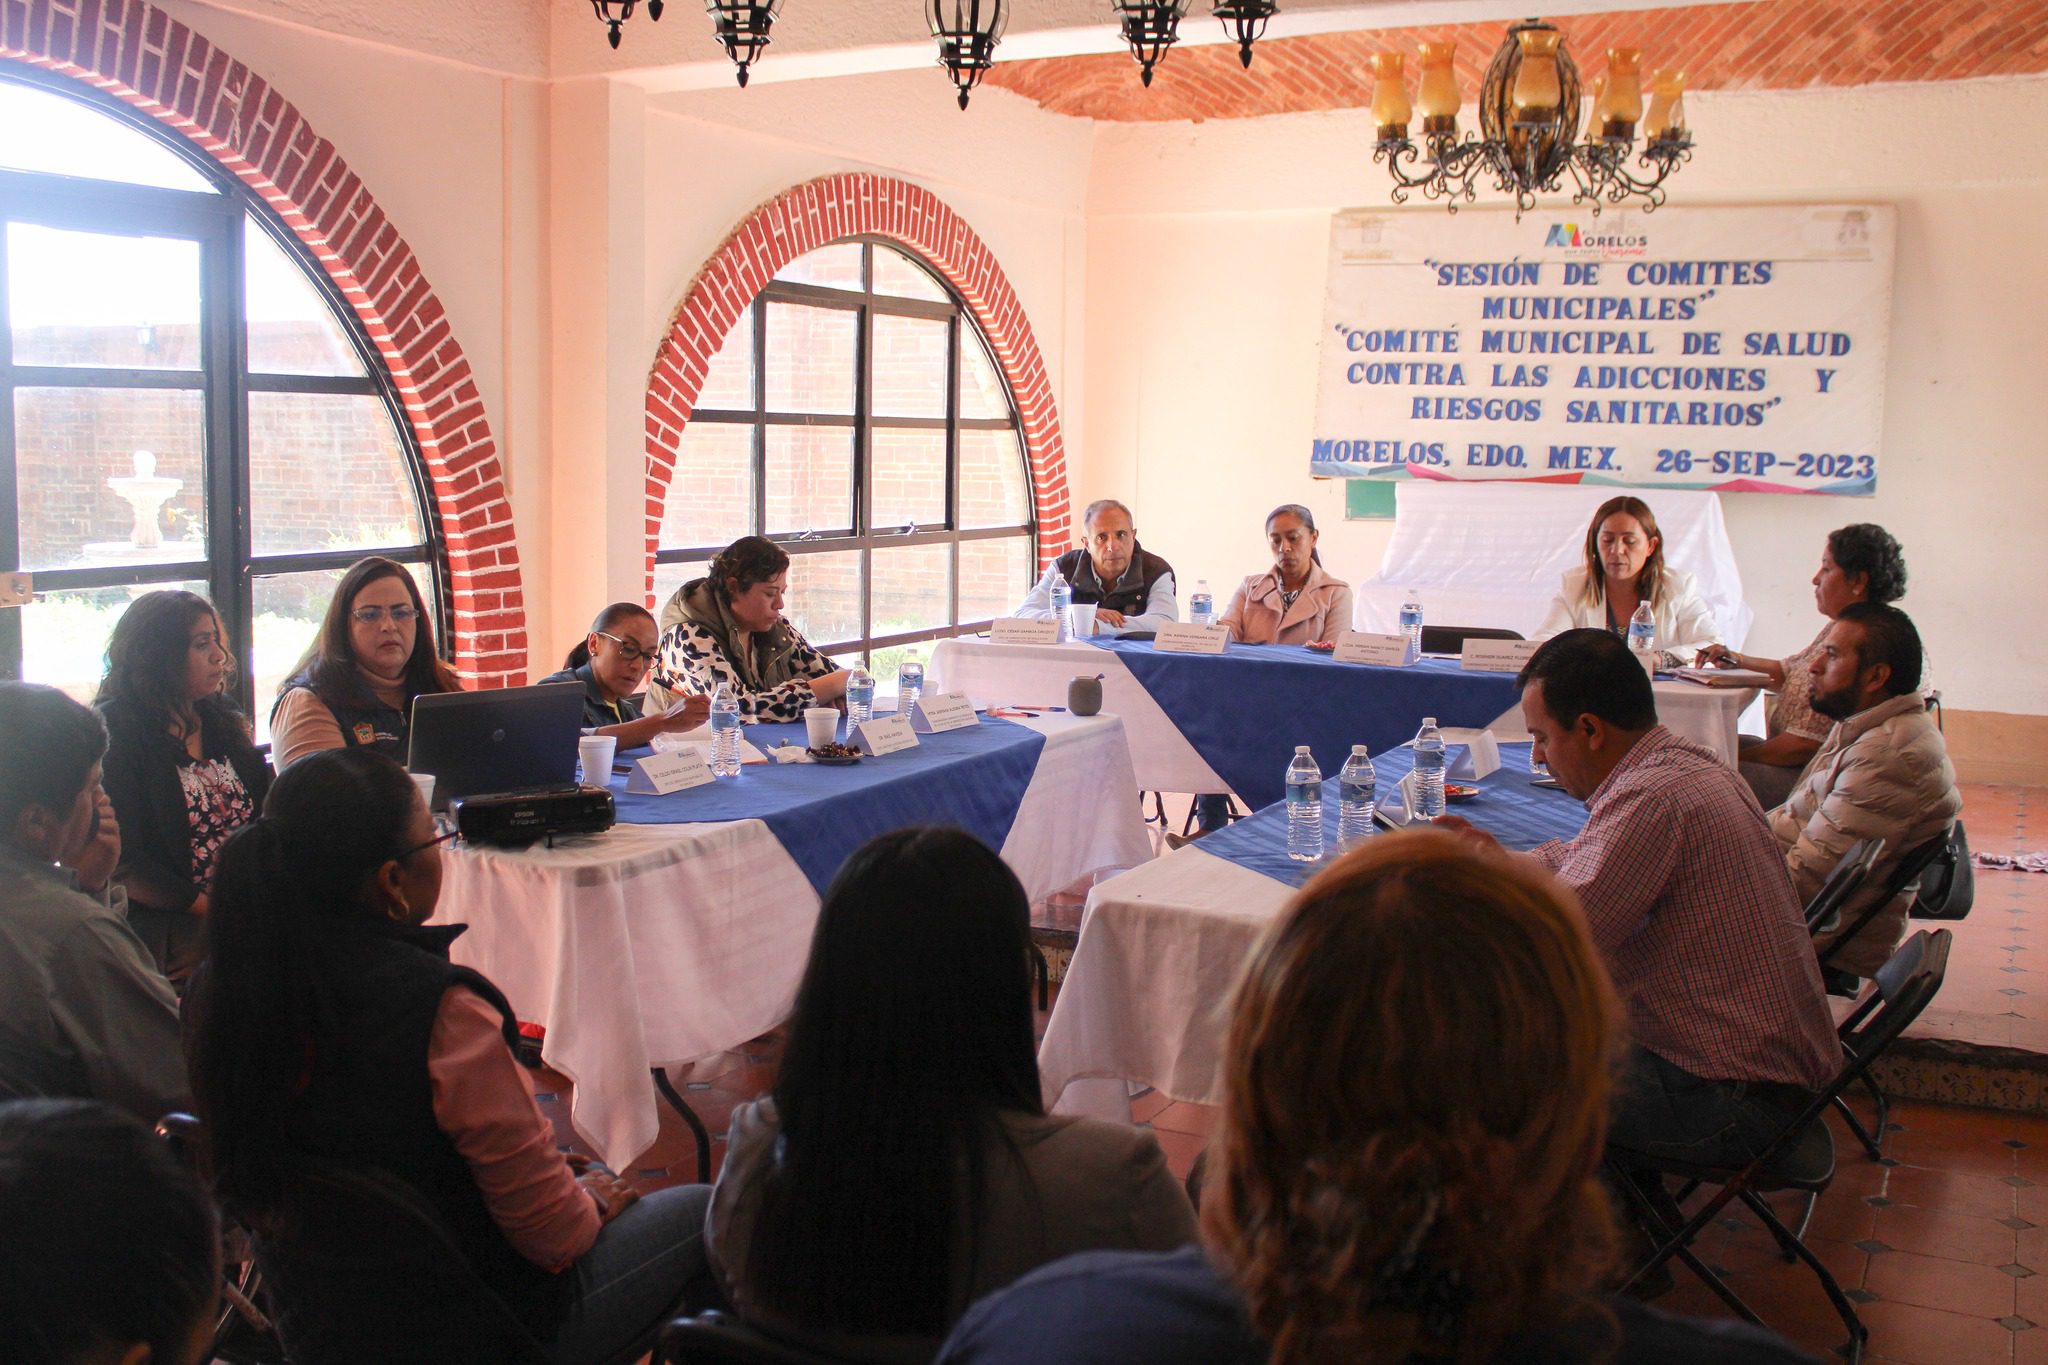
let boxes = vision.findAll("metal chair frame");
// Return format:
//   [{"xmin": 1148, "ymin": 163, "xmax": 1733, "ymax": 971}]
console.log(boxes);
[{"xmin": 1803, "ymin": 837, "xmax": 1885, "ymax": 938}]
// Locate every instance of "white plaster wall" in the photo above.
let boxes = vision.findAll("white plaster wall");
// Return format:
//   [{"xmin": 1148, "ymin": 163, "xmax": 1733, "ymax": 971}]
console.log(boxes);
[{"xmin": 1080, "ymin": 76, "xmax": 2048, "ymax": 717}]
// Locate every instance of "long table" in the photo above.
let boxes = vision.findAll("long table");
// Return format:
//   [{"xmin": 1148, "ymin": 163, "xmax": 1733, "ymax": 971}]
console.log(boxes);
[
  {"xmin": 432, "ymin": 712, "xmax": 1152, "ymax": 1167},
  {"xmin": 928, "ymin": 636, "xmax": 1756, "ymax": 803},
  {"xmin": 1036, "ymin": 741, "xmax": 1587, "ymax": 1120}
]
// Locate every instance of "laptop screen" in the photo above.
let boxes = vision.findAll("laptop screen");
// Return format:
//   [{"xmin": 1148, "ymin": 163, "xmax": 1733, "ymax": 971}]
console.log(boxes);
[{"xmin": 406, "ymin": 682, "xmax": 585, "ymax": 810}]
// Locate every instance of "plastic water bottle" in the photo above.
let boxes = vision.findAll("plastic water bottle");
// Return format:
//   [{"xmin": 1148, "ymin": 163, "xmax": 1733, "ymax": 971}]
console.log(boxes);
[
  {"xmin": 1400, "ymin": 596, "xmax": 1424, "ymax": 663},
  {"xmin": 1189, "ymin": 579, "xmax": 1214, "ymax": 628},
  {"xmin": 1285, "ymin": 746, "xmax": 1324, "ymax": 862},
  {"xmin": 1338, "ymin": 745, "xmax": 1376, "ymax": 851},
  {"xmin": 1050, "ymin": 573, "xmax": 1073, "ymax": 643},
  {"xmin": 1413, "ymin": 716, "xmax": 1446, "ymax": 819},
  {"xmin": 897, "ymin": 655, "xmax": 924, "ymax": 712},
  {"xmin": 846, "ymin": 667, "xmax": 875, "ymax": 726},
  {"xmin": 1627, "ymin": 602, "xmax": 1657, "ymax": 672},
  {"xmin": 709, "ymin": 684, "xmax": 742, "ymax": 778}
]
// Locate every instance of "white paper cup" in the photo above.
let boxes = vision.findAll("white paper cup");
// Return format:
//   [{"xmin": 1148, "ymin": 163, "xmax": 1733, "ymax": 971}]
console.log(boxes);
[
  {"xmin": 1069, "ymin": 602, "xmax": 1098, "ymax": 638},
  {"xmin": 578, "ymin": 735, "xmax": 618, "ymax": 785},
  {"xmin": 409, "ymin": 772, "xmax": 436, "ymax": 810},
  {"xmin": 804, "ymin": 707, "xmax": 839, "ymax": 749}
]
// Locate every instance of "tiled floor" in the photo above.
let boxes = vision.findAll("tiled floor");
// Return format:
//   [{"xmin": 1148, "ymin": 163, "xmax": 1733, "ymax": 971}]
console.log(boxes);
[{"xmin": 523, "ymin": 779, "xmax": 2048, "ymax": 1363}]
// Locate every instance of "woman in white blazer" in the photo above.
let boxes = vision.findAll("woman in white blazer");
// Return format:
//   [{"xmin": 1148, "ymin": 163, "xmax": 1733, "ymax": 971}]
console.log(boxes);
[{"xmin": 1533, "ymin": 495, "xmax": 1721, "ymax": 662}]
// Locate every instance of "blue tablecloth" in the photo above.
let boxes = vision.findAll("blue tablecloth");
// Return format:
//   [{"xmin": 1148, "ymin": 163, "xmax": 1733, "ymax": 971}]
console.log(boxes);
[
  {"xmin": 1198, "ymin": 741, "xmax": 1588, "ymax": 889},
  {"xmin": 1087, "ymin": 638, "xmax": 1521, "ymax": 809},
  {"xmin": 607, "ymin": 715, "xmax": 1046, "ymax": 895}
]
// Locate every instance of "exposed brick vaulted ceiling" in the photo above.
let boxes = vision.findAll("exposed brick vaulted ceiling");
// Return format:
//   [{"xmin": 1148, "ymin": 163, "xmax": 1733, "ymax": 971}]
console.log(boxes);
[{"xmin": 982, "ymin": 0, "xmax": 2048, "ymax": 123}]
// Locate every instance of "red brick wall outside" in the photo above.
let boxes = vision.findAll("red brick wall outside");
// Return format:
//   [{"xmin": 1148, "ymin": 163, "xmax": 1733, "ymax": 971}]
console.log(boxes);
[
  {"xmin": 2, "ymin": 0, "xmax": 529, "ymax": 684},
  {"xmin": 985, "ymin": 0, "xmax": 2048, "ymax": 123},
  {"xmin": 644, "ymin": 174, "xmax": 1072, "ymax": 620}
]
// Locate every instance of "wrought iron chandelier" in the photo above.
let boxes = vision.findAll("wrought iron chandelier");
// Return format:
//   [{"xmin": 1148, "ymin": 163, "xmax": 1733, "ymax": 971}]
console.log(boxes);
[
  {"xmin": 1212, "ymin": 0, "xmax": 1277, "ymax": 69},
  {"xmin": 1369, "ymin": 18, "xmax": 1692, "ymax": 217},
  {"xmin": 590, "ymin": 0, "xmax": 663, "ymax": 51},
  {"xmin": 1111, "ymin": 1, "xmax": 1189, "ymax": 88},
  {"xmin": 707, "ymin": 0, "xmax": 782, "ymax": 86},
  {"xmin": 930, "ymin": 0, "xmax": 1008, "ymax": 110}
]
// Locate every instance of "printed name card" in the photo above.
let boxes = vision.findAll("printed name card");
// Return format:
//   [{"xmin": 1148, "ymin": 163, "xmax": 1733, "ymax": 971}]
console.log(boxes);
[
  {"xmin": 1443, "ymin": 729, "xmax": 1502, "ymax": 781},
  {"xmin": 1153, "ymin": 622, "xmax": 1230, "ymax": 655},
  {"xmin": 909, "ymin": 692, "xmax": 979, "ymax": 733},
  {"xmin": 1333, "ymin": 630, "xmax": 1410, "ymax": 667},
  {"xmin": 624, "ymin": 747, "xmax": 714, "ymax": 794},
  {"xmin": 991, "ymin": 618, "xmax": 1060, "ymax": 646},
  {"xmin": 1460, "ymin": 638, "xmax": 1541, "ymax": 674},
  {"xmin": 857, "ymin": 714, "xmax": 922, "ymax": 756},
  {"xmin": 1374, "ymin": 771, "xmax": 1424, "ymax": 828}
]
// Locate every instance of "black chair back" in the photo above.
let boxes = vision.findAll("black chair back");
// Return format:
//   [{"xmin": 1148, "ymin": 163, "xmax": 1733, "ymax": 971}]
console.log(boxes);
[
  {"xmin": 1804, "ymin": 837, "xmax": 1885, "ymax": 936},
  {"xmin": 1419, "ymin": 625, "xmax": 1523, "ymax": 654},
  {"xmin": 659, "ymin": 1310, "xmax": 854, "ymax": 1364}
]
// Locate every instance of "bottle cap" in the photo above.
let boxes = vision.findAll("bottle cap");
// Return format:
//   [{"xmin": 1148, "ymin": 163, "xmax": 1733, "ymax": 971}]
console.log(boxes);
[
  {"xmin": 1422, "ymin": 716, "xmax": 1437, "ymax": 726},
  {"xmin": 1353, "ymin": 744, "xmax": 1370, "ymax": 755}
]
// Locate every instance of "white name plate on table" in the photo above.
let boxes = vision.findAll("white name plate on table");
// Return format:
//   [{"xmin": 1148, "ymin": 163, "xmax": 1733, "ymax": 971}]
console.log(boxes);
[
  {"xmin": 1153, "ymin": 622, "xmax": 1230, "ymax": 655},
  {"xmin": 1333, "ymin": 630, "xmax": 1409, "ymax": 667},
  {"xmin": 991, "ymin": 618, "xmax": 1060, "ymax": 645},
  {"xmin": 1460, "ymin": 638, "xmax": 1541, "ymax": 673},
  {"xmin": 857, "ymin": 714, "xmax": 922, "ymax": 756},
  {"xmin": 1442, "ymin": 728, "xmax": 1502, "ymax": 781},
  {"xmin": 624, "ymin": 747, "xmax": 714, "ymax": 794},
  {"xmin": 910, "ymin": 692, "xmax": 979, "ymax": 733}
]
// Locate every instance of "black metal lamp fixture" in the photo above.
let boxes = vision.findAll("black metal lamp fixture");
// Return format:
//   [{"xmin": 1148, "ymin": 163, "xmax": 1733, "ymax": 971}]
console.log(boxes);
[
  {"xmin": 1111, "ymin": 0, "xmax": 1190, "ymax": 87},
  {"xmin": 591, "ymin": 0, "xmax": 663, "ymax": 51},
  {"xmin": 930, "ymin": 0, "xmax": 1008, "ymax": 110},
  {"xmin": 1212, "ymin": 0, "xmax": 1277, "ymax": 69},
  {"xmin": 706, "ymin": 0, "xmax": 782, "ymax": 86}
]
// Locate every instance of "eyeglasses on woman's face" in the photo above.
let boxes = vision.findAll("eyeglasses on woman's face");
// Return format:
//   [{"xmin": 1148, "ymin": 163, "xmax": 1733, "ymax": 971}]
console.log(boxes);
[
  {"xmin": 595, "ymin": 630, "xmax": 653, "ymax": 664},
  {"xmin": 396, "ymin": 826, "xmax": 459, "ymax": 861},
  {"xmin": 351, "ymin": 604, "xmax": 420, "ymax": 627}
]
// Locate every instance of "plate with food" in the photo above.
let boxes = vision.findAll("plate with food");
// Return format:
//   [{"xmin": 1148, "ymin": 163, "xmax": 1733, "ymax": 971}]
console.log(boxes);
[
  {"xmin": 1444, "ymin": 783, "xmax": 1480, "ymax": 803},
  {"xmin": 807, "ymin": 742, "xmax": 864, "ymax": 766},
  {"xmin": 1304, "ymin": 639, "xmax": 1337, "ymax": 654}
]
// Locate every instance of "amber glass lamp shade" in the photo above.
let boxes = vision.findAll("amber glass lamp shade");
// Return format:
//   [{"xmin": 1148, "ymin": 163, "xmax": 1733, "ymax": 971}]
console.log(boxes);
[
  {"xmin": 1645, "ymin": 69, "xmax": 1687, "ymax": 142},
  {"xmin": 1510, "ymin": 28, "xmax": 1562, "ymax": 123},
  {"xmin": 1416, "ymin": 41, "xmax": 1460, "ymax": 134},
  {"xmin": 1371, "ymin": 52, "xmax": 1413, "ymax": 139},
  {"xmin": 1588, "ymin": 73, "xmax": 1610, "ymax": 129},
  {"xmin": 1603, "ymin": 47, "xmax": 1643, "ymax": 136}
]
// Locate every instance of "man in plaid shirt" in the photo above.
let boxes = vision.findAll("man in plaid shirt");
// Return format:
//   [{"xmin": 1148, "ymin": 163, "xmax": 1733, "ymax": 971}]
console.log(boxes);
[{"xmin": 1442, "ymin": 629, "xmax": 1838, "ymax": 1168}]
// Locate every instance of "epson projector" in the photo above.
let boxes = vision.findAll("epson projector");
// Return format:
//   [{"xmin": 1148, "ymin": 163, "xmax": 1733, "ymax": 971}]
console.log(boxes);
[{"xmin": 452, "ymin": 785, "xmax": 616, "ymax": 848}]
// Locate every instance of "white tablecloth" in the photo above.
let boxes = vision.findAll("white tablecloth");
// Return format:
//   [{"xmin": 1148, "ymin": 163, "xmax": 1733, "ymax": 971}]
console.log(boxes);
[
  {"xmin": 434, "ymin": 713, "xmax": 1152, "ymax": 1166},
  {"xmin": 930, "ymin": 637, "xmax": 1752, "ymax": 781}
]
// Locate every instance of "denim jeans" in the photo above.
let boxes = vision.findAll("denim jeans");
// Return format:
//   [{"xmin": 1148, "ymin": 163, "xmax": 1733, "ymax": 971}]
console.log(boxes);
[
  {"xmin": 1194, "ymin": 794, "xmax": 1233, "ymax": 832},
  {"xmin": 1607, "ymin": 1047, "xmax": 1811, "ymax": 1169},
  {"xmin": 547, "ymin": 1182, "xmax": 714, "ymax": 1365}
]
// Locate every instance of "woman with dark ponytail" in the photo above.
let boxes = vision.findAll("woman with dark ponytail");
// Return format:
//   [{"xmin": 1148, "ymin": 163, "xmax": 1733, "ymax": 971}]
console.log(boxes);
[
  {"xmin": 643, "ymin": 536, "xmax": 850, "ymax": 721},
  {"xmin": 1217, "ymin": 505, "xmax": 1354, "ymax": 647},
  {"xmin": 187, "ymin": 748, "xmax": 710, "ymax": 1364},
  {"xmin": 539, "ymin": 601, "xmax": 710, "ymax": 745}
]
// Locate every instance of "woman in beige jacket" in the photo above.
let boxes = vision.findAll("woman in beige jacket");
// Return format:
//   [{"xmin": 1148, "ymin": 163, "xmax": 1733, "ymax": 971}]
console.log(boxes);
[{"xmin": 1218, "ymin": 505, "xmax": 1355, "ymax": 647}]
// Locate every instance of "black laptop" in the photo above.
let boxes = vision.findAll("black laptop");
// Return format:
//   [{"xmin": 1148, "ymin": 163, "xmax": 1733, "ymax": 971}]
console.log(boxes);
[{"xmin": 406, "ymin": 682, "xmax": 585, "ymax": 811}]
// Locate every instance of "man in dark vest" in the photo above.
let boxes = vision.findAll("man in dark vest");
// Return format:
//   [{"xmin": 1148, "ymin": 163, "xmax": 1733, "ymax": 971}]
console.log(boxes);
[{"xmin": 1013, "ymin": 499, "xmax": 1178, "ymax": 637}]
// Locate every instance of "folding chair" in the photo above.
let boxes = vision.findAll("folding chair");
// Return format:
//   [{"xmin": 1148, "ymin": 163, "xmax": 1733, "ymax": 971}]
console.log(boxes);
[
  {"xmin": 1803, "ymin": 837, "xmax": 1885, "ymax": 937},
  {"xmin": 1419, "ymin": 625, "xmax": 1523, "ymax": 654},
  {"xmin": 1611, "ymin": 929, "xmax": 1952, "ymax": 1365},
  {"xmin": 155, "ymin": 1114, "xmax": 286, "ymax": 1365},
  {"xmin": 1828, "ymin": 928, "xmax": 1949, "ymax": 1165},
  {"xmin": 1817, "ymin": 831, "xmax": 1949, "ymax": 971},
  {"xmin": 658, "ymin": 1309, "xmax": 853, "ymax": 1364}
]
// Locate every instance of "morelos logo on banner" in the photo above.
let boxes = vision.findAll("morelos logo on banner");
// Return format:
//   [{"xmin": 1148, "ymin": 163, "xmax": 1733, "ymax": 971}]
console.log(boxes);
[{"xmin": 1310, "ymin": 205, "xmax": 1895, "ymax": 495}]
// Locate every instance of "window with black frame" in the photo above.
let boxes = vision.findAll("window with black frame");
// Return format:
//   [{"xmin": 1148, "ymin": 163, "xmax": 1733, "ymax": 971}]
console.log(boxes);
[
  {"xmin": 0, "ymin": 70, "xmax": 445, "ymax": 740},
  {"xmin": 653, "ymin": 238, "xmax": 1037, "ymax": 684}
]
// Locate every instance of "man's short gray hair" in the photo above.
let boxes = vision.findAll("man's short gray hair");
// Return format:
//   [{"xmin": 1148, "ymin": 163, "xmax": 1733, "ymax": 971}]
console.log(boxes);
[{"xmin": 1082, "ymin": 499, "xmax": 1133, "ymax": 530}]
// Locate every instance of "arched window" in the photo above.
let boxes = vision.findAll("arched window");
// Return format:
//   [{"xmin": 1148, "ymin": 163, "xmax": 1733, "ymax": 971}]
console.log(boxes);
[
  {"xmin": 653, "ymin": 238, "xmax": 1036, "ymax": 681},
  {"xmin": 0, "ymin": 70, "xmax": 443, "ymax": 739}
]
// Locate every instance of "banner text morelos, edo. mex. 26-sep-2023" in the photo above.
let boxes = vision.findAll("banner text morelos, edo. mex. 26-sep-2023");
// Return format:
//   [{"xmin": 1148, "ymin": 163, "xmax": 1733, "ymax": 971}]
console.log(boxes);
[{"xmin": 1310, "ymin": 204, "xmax": 1895, "ymax": 496}]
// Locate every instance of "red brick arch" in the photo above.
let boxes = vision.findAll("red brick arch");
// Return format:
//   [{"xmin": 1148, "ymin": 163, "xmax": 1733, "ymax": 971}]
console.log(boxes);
[
  {"xmin": 2, "ymin": 0, "xmax": 528, "ymax": 684},
  {"xmin": 644, "ymin": 174, "xmax": 1072, "ymax": 598}
]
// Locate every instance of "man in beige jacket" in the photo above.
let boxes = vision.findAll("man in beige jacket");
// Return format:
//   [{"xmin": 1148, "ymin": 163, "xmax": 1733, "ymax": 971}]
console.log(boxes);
[{"xmin": 1769, "ymin": 602, "xmax": 1960, "ymax": 979}]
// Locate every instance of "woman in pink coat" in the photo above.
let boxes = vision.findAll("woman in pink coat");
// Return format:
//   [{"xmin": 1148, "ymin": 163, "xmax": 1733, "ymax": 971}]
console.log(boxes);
[{"xmin": 1218, "ymin": 505, "xmax": 1355, "ymax": 646}]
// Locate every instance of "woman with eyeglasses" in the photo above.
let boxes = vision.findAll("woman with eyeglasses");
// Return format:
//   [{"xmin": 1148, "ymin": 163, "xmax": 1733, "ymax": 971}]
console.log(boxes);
[
  {"xmin": 644, "ymin": 536, "xmax": 850, "ymax": 722},
  {"xmin": 270, "ymin": 557, "xmax": 460, "ymax": 769},
  {"xmin": 94, "ymin": 589, "xmax": 272, "ymax": 981},
  {"xmin": 187, "ymin": 748, "xmax": 713, "ymax": 1364},
  {"xmin": 539, "ymin": 602, "xmax": 710, "ymax": 745}
]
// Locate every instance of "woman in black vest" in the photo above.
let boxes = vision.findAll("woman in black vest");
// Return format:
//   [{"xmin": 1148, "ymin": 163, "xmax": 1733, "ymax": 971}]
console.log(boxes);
[
  {"xmin": 270, "ymin": 557, "xmax": 460, "ymax": 768},
  {"xmin": 187, "ymin": 749, "xmax": 712, "ymax": 1364},
  {"xmin": 539, "ymin": 601, "xmax": 710, "ymax": 744},
  {"xmin": 96, "ymin": 589, "xmax": 271, "ymax": 982}
]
